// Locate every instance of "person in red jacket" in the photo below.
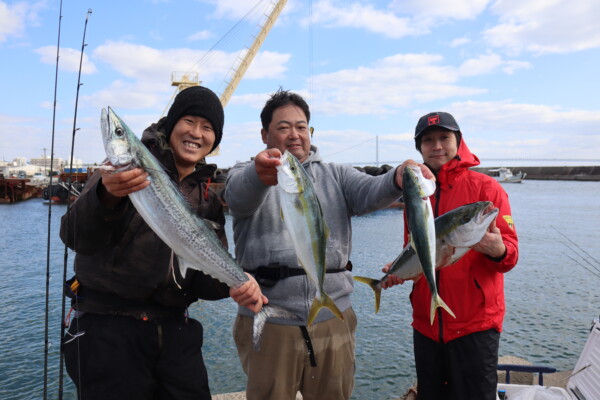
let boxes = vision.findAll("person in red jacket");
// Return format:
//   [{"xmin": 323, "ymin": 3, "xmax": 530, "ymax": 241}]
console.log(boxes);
[{"xmin": 387, "ymin": 111, "xmax": 518, "ymax": 400}]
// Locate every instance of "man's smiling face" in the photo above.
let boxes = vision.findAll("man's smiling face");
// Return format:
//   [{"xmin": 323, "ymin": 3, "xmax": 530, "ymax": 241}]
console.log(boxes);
[{"xmin": 261, "ymin": 104, "xmax": 310, "ymax": 162}]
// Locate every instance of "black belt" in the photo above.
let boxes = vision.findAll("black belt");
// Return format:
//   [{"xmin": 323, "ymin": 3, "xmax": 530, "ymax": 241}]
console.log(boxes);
[{"xmin": 245, "ymin": 262, "xmax": 352, "ymax": 288}]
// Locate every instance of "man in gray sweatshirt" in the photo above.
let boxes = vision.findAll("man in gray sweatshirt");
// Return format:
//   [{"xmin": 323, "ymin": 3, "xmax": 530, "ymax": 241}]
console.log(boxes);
[{"xmin": 225, "ymin": 89, "xmax": 431, "ymax": 400}]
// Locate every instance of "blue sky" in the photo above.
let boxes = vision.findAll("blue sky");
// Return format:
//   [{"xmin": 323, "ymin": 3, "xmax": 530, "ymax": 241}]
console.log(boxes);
[{"xmin": 1, "ymin": 0, "xmax": 599, "ymax": 168}]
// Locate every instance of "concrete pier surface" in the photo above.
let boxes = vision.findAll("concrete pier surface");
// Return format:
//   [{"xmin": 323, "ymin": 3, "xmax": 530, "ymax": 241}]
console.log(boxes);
[{"xmin": 212, "ymin": 356, "xmax": 570, "ymax": 400}]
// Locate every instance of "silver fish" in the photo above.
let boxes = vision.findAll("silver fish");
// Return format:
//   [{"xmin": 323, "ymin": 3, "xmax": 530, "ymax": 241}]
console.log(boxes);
[
  {"xmin": 354, "ymin": 201, "xmax": 499, "ymax": 313},
  {"xmin": 276, "ymin": 150, "xmax": 343, "ymax": 325},
  {"xmin": 404, "ymin": 165, "xmax": 454, "ymax": 324},
  {"xmin": 101, "ymin": 107, "xmax": 293, "ymax": 350}
]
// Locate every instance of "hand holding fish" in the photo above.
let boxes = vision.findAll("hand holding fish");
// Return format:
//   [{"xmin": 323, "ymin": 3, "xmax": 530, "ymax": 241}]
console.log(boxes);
[
  {"xmin": 230, "ymin": 273, "xmax": 269, "ymax": 313},
  {"xmin": 472, "ymin": 218, "xmax": 507, "ymax": 259},
  {"xmin": 100, "ymin": 167, "xmax": 150, "ymax": 207},
  {"xmin": 255, "ymin": 148, "xmax": 283, "ymax": 186},
  {"xmin": 395, "ymin": 160, "xmax": 435, "ymax": 189},
  {"xmin": 380, "ymin": 262, "xmax": 407, "ymax": 289}
]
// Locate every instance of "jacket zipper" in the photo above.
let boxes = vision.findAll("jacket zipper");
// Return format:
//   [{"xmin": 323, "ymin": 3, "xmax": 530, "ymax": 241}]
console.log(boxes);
[{"xmin": 434, "ymin": 184, "xmax": 444, "ymax": 344}]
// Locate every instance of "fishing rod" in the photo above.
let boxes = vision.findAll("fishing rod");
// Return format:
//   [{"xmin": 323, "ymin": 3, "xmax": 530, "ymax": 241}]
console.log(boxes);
[
  {"xmin": 58, "ymin": 9, "xmax": 93, "ymax": 400},
  {"xmin": 43, "ymin": 1, "xmax": 63, "ymax": 399}
]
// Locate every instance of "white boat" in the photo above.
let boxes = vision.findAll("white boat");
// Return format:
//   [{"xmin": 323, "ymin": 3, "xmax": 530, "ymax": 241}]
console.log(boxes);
[
  {"xmin": 497, "ymin": 318, "xmax": 600, "ymax": 399},
  {"xmin": 28, "ymin": 172, "xmax": 51, "ymax": 186},
  {"xmin": 488, "ymin": 167, "xmax": 526, "ymax": 183}
]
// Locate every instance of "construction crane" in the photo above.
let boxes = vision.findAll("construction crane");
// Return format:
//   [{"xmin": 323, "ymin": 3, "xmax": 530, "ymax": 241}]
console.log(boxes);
[
  {"xmin": 167, "ymin": 0, "xmax": 287, "ymax": 155},
  {"xmin": 218, "ymin": 0, "xmax": 287, "ymax": 107}
]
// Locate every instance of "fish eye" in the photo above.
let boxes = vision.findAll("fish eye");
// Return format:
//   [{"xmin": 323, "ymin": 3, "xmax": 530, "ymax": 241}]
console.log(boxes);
[
  {"xmin": 462, "ymin": 216, "xmax": 472, "ymax": 223},
  {"xmin": 290, "ymin": 166, "xmax": 295, "ymax": 171},
  {"xmin": 115, "ymin": 127, "xmax": 124, "ymax": 136}
]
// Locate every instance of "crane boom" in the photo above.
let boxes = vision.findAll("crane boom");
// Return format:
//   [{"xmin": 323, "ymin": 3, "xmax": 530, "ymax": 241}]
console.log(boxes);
[
  {"xmin": 219, "ymin": 0, "xmax": 287, "ymax": 107},
  {"xmin": 168, "ymin": 0, "xmax": 288, "ymax": 156}
]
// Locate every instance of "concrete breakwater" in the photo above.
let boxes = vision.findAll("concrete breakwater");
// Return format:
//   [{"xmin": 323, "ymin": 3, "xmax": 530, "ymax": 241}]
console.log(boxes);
[
  {"xmin": 471, "ymin": 165, "xmax": 600, "ymax": 181},
  {"xmin": 216, "ymin": 164, "xmax": 600, "ymax": 181}
]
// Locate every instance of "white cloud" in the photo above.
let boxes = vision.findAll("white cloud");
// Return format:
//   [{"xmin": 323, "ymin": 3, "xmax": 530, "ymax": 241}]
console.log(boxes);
[
  {"xmin": 501, "ymin": 60, "xmax": 531, "ymax": 75},
  {"xmin": 205, "ymin": 0, "xmax": 274, "ymax": 20},
  {"xmin": 459, "ymin": 53, "xmax": 503, "ymax": 76},
  {"xmin": 443, "ymin": 100, "xmax": 600, "ymax": 159},
  {"xmin": 450, "ymin": 37, "xmax": 471, "ymax": 47},
  {"xmin": 0, "ymin": 1, "xmax": 43, "ymax": 42},
  {"xmin": 35, "ymin": 46, "xmax": 98, "ymax": 74},
  {"xmin": 389, "ymin": 0, "xmax": 491, "ymax": 20},
  {"xmin": 187, "ymin": 30, "xmax": 213, "ymax": 41},
  {"xmin": 458, "ymin": 52, "xmax": 530, "ymax": 76},
  {"xmin": 310, "ymin": 53, "xmax": 486, "ymax": 115},
  {"xmin": 92, "ymin": 41, "xmax": 290, "ymax": 87},
  {"xmin": 81, "ymin": 80, "xmax": 170, "ymax": 111},
  {"xmin": 312, "ymin": 0, "xmax": 426, "ymax": 39},
  {"xmin": 485, "ymin": 0, "xmax": 600, "ymax": 54}
]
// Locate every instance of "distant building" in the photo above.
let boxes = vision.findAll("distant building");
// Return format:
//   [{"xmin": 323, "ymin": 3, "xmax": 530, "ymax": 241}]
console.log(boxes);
[
  {"xmin": 64, "ymin": 157, "xmax": 83, "ymax": 168},
  {"xmin": 12, "ymin": 157, "xmax": 28, "ymax": 167},
  {"xmin": 30, "ymin": 156, "xmax": 65, "ymax": 171}
]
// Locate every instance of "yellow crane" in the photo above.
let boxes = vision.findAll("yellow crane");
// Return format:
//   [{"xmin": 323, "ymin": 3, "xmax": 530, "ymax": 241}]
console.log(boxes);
[
  {"xmin": 218, "ymin": 0, "xmax": 287, "ymax": 107},
  {"xmin": 166, "ymin": 0, "xmax": 287, "ymax": 155}
]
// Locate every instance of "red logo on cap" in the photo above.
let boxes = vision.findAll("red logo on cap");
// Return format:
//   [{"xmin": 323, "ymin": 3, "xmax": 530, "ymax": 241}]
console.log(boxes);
[{"xmin": 428, "ymin": 115, "xmax": 440, "ymax": 126}]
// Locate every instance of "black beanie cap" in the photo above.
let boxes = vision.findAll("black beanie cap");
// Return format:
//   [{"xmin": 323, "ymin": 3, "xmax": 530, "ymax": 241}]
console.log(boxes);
[{"xmin": 163, "ymin": 86, "xmax": 224, "ymax": 152}]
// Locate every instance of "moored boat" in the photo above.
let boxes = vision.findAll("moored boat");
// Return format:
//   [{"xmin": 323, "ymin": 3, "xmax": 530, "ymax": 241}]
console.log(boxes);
[{"xmin": 488, "ymin": 167, "xmax": 526, "ymax": 183}]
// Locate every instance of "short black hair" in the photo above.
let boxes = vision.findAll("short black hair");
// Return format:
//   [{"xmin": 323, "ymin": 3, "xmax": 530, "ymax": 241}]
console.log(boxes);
[{"xmin": 260, "ymin": 88, "xmax": 310, "ymax": 131}]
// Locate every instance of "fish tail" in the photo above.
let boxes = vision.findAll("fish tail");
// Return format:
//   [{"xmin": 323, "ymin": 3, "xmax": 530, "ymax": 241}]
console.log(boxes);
[
  {"xmin": 353, "ymin": 276, "xmax": 382, "ymax": 313},
  {"xmin": 429, "ymin": 293, "xmax": 456, "ymax": 325},
  {"xmin": 307, "ymin": 294, "xmax": 344, "ymax": 326},
  {"xmin": 252, "ymin": 305, "xmax": 302, "ymax": 351}
]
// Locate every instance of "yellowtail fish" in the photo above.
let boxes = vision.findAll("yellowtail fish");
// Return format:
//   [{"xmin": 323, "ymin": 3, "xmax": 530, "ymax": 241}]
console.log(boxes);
[
  {"xmin": 354, "ymin": 201, "xmax": 498, "ymax": 313},
  {"xmin": 101, "ymin": 107, "xmax": 296, "ymax": 350},
  {"xmin": 404, "ymin": 165, "xmax": 455, "ymax": 324},
  {"xmin": 276, "ymin": 150, "xmax": 343, "ymax": 325}
]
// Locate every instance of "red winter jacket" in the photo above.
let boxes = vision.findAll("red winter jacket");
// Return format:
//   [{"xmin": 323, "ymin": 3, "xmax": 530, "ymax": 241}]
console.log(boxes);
[{"xmin": 406, "ymin": 138, "xmax": 519, "ymax": 343}]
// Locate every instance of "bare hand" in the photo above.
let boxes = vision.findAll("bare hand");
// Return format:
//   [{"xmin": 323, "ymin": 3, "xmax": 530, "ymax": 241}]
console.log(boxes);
[
  {"xmin": 472, "ymin": 218, "xmax": 506, "ymax": 259},
  {"xmin": 380, "ymin": 262, "xmax": 406, "ymax": 289},
  {"xmin": 254, "ymin": 148, "xmax": 283, "ymax": 186},
  {"xmin": 396, "ymin": 160, "xmax": 435, "ymax": 189},
  {"xmin": 100, "ymin": 167, "xmax": 150, "ymax": 207},
  {"xmin": 230, "ymin": 273, "xmax": 268, "ymax": 313}
]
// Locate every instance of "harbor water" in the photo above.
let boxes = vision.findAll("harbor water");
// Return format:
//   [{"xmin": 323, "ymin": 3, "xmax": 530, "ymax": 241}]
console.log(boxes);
[{"xmin": 1, "ymin": 180, "xmax": 599, "ymax": 399}]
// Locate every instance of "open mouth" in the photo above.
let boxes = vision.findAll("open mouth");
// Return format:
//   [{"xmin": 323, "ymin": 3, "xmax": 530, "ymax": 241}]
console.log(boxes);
[{"xmin": 184, "ymin": 141, "xmax": 201, "ymax": 149}]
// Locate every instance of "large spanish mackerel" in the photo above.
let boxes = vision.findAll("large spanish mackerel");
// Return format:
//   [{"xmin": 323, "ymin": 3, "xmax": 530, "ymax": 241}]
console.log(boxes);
[
  {"xmin": 276, "ymin": 150, "xmax": 343, "ymax": 326},
  {"xmin": 403, "ymin": 165, "xmax": 455, "ymax": 324},
  {"xmin": 100, "ymin": 107, "xmax": 290, "ymax": 350},
  {"xmin": 354, "ymin": 201, "xmax": 499, "ymax": 313}
]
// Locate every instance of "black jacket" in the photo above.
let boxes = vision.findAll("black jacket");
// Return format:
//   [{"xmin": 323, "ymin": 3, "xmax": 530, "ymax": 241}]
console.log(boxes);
[{"xmin": 60, "ymin": 120, "xmax": 229, "ymax": 319}]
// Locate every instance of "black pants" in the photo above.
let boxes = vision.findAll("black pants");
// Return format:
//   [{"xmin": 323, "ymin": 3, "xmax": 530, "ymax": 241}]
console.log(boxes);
[
  {"xmin": 414, "ymin": 328, "xmax": 500, "ymax": 400},
  {"xmin": 63, "ymin": 313, "xmax": 211, "ymax": 400}
]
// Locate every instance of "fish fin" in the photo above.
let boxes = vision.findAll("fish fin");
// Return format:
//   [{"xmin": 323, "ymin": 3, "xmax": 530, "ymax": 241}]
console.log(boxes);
[
  {"xmin": 353, "ymin": 276, "xmax": 382, "ymax": 313},
  {"xmin": 252, "ymin": 305, "xmax": 301, "ymax": 351},
  {"xmin": 202, "ymin": 218, "xmax": 222, "ymax": 231},
  {"xmin": 307, "ymin": 294, "xmax": 344, "ymax": 326},
  {"xmin": 280, "ymin": 207, "xmax": 284, "ymax": 221},
  {"xmin": 177, "ymin": 255, "xmax": 195, "ymax": 280},
  {"xmin": 430, "ymin": 293, "xmax": 456, "ymax": 325}
]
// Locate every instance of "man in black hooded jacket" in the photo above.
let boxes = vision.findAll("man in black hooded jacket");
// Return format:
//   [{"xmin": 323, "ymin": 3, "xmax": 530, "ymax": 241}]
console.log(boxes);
[{"xmin": 60, "ymin": 86, "xmax": 266, "ymax": 400}]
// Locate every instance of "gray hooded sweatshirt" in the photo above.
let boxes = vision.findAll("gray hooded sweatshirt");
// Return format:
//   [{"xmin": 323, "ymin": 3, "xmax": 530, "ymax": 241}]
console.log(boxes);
[{"xmin": 225, "ymin": 146, "xmax": 402, "ymax": 325}]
